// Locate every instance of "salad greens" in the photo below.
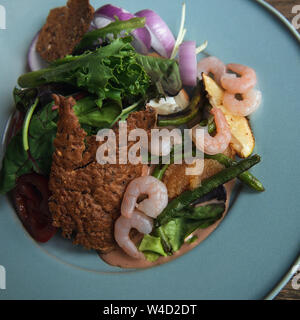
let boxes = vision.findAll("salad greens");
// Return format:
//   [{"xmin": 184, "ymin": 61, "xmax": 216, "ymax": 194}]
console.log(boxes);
[
  {"xmin": 157, "ymin": 155, "xmax": 261, "ymax": 227},
  {"xmin": 1, "ymin": 19, "xmax": 182, "ymax": 194},
  {"xmin": 13, "ymin": 87, "xmax": 38, "ymax": 113},
  {"xmin": 22, "ymin": 98, "xmax": 39, "ymax": 151},
  {"xmin": 0, "ymin": 95, "xmax": 140, "ymax": 194},
  {"xmin": 0, "ymin": 102, "xmax": 58, "ymax": 194},
  {"xmin": 140, "ymin": 155, "xmax": 261, "ymax": 261},
  {"xmin": 135, "ymin": 54, "xmax": 182, "ymax": 96},
  {"xmin": 18, "ymin": 37, "xmax": 151, "ymax": 108},
  {"xmin": 18, "ymin": 37, "xmax": 181, "ymax": 108},
  {"xmin": 74, "ymin": 17, "xmax": 147, "ymax": 53},
  {"xmin": 73, "ymin": 96, "xmax": 121, "ymax": 128},
  {"xmin": 0, "ymin": 132, "xmax": 33, "ymax": 194},
  {"xmin": 139, "ymin": 203, "xmax": 226, "ymax": 261},
  {"xmin": 0, "ymin": 11, "xmax": 265, "ymax": 265}
]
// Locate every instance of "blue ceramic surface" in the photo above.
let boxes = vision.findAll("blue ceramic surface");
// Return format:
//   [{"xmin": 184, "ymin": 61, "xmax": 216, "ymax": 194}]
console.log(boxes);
[{"xmin": 0, "ymin": 0, "xmax": 299, "ymax": 299}]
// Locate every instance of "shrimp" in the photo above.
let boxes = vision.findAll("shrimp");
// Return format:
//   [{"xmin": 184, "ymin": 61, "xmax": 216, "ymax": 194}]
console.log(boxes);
[
  {"xmin": 221, "ymin": 63, "xmax": 257, "ymax": 94},
  {"xmin": 141, "ymin": 165, "xmax": 150, "ymax": 177},
  {"xmin": 197, "ymin": 56, "xmax": 226, "ymax": 85},
  {"xmin": 121, "ymin": 176, "xmax": 168, "ymax": 219},
  {"xmin": 114, "ymin": 210, "xmax": 153, "ymax": 259},
  {"xmin": 190, "ymin": 107, "xmax": 231, "ymax": 155},
  {"xmin": 223, "ymin": 89, "xmax": 262, "ymax": 116}
]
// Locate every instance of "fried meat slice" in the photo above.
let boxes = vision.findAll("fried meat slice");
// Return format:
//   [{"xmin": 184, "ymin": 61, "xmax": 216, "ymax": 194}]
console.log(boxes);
[
  {"xmin": 49, "ymin": 95, "xmax": 156, "ymax": 252},
  {"xmin": 36, "ymin": 0, "xmax": 94, "ymax": 61}
]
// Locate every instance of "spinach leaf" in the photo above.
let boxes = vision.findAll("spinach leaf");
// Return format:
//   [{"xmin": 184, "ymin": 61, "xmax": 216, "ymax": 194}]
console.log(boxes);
[
  {"xmin": 28, "ymin": 102, "xmax": 58, "ymax": 175},
  {"xmin": 73, "ymin": 96, "xmax": 123, "ymax": 128},
  {"xmin": 0, "ymin": 94, "xmax": 130, "ymax": 194},
  {"xmin": 0, "ymin": 132, "xmax": 33, "ymax": 194},
  {"xmin": 76, "ymin": 103, "xmax": 121, "ymax": 128},
  {"xmin": 0, "ymin": 102, "xmax": 58, "ymax": 194},
  {"xmin": 13, "ymin": 87, "xmax": 37, "ymax": 113}
]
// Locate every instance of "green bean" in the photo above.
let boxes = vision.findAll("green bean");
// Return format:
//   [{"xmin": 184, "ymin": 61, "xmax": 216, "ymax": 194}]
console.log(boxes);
[
  {"xmin": 205, "ymin": 153, "xmax": 265, "ymax": 192},
  {"xmin": 157, "ymin": 83, "xmax": 203, "ymax": 127},
  {"xmin": 199, "ymin": 119, "xmax": 208, "ymax": 127},
  {"xmin": 156, "ymin": 154, "xmax": 261, "ymax": 226},
  {"xmin": 173, "ymin": 203, "xmax": 226, "ymax": 220},
  {"xmin": 207, "ymin": 115, "xmax": 216, "ymax": 135},
  {"xmin": 152, "ymin": 163, "xmax": 170, "ymax": 180},
  {"xmin": 152, "ymin": 145, "xmax": 178, "ymax": 180}
]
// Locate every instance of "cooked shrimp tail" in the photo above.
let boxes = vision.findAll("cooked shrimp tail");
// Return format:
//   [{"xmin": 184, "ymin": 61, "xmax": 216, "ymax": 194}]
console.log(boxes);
[
  {"xmin": 223, "ymin": 89, "xmax": 262, "ymax": 116},
  {"xmin": 191, "ymin": 107, "xmax": 231, "ymax": 155},
  {"xmin": 221, "ymin": 63, "xmax": 257, "ymax": 94},
  {"xmin": 114, "ymin": 210, "xmax": 153, "ymax": 259},
  {"xmin": 121, "ymin": 176, "xmax": 168, "ymax": 219},
  {"xmin": 197, "ymin": 56, "xmax": 226, "ymax": 85}
]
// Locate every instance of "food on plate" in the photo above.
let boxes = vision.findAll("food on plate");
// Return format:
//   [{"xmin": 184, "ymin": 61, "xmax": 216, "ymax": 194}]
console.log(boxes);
[
  {"xmin": 162, "ymin": 147, "xmax": 234, "ymax": 199},
  {"xmin": 49, "ymin": 95, "xmax": 156, "ymax": 252},
  {"xmin": 36, "ymin": 0, "xmax": 94, "ymax": 61},
  {"xmin": 147, "ymin": 89, "xmax": 189, "ymax": 115},
  {"xmin": 0, "ymin": 0, "xmax": 265, "ymax": 268},
  {"xmin": 203, "ymin": 74, "xmax": 256, "ymax": 158},
  {"xmin": 190, "ymin": 107, "xmax": 232, "ymax": 155}
]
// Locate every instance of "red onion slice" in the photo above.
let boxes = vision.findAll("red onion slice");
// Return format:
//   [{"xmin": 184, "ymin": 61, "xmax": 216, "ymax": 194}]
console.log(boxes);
[
  {"xmin": 135, "ymin": 9, "xmax": 175, "ymax": 58},
  {"xmin": 92, "ymin": 15, "xmax": 112, "ymax": 29},
  {"xmin": 179, "ymin": 41, "xmax": 197, "ymax": 87},
  {"xmin": 94, "ymin": 4, "xmax": 151, "ymax": 54},
  {"xmin": 27, "ymin": 31, "xmax": 49, "ymax": 71}
]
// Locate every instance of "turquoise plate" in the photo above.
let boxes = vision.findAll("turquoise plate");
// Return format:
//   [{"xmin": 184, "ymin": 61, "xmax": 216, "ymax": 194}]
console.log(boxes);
[{"xmin": 0, "ymin": 0, "xmax": 299, "ymax": 300}]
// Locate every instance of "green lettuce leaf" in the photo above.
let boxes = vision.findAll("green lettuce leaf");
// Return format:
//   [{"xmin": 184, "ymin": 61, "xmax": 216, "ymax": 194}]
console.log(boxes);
[
  {"xmin": 139, "ymin": 234, "xmax": 167, "ymax": 263},
  {"xmin": 139, "ymin": 203, "xmax": 225, "ymax": 261},
  {"xmin": 18, "ymin": 38, "xmax": 150, "ymax": 108}
]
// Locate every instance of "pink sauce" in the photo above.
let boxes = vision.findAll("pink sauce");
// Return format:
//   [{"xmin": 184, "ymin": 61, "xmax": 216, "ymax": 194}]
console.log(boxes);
[{"xmin": 99, "ymin": 180, "xmax": 235, "ymax": 269}]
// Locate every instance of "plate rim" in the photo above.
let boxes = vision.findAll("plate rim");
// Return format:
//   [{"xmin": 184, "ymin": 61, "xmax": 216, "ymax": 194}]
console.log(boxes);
[{"xmin": 254, "ymin": 0, "xmax": 300, "ymax": 300}]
